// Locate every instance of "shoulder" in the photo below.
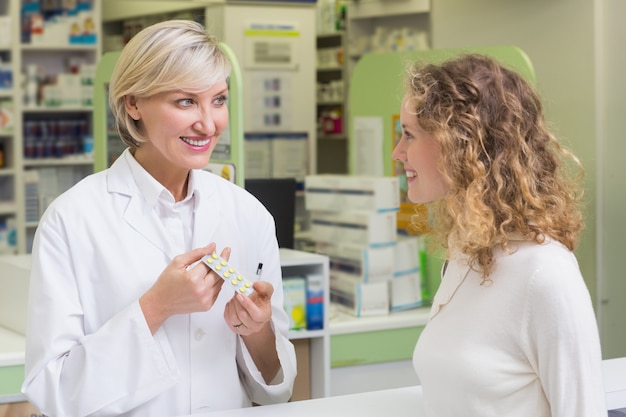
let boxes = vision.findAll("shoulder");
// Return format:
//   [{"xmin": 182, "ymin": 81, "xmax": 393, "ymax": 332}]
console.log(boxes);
[
  {"xmin": 500, "ymin": 239, "xmax": 578, "ymax": 274},
  {"xmin": 503, "ymin": 239, "xmax": 588, "ymax": 304}
]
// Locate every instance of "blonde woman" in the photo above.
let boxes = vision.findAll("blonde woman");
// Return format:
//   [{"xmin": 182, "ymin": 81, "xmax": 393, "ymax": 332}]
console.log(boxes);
[
  {"xmin": 23, "ymin": 20, "xmax": 296, "ymax": 417},
  {"xmin": 393, "ymin": 54, "xmax": 606, "ymax": 416}
]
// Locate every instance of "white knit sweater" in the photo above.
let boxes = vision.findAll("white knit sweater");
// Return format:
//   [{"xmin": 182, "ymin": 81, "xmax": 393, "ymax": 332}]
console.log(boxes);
[{"xmin": 413, "ymin": 239, "xmax": 606, "ymax": 417}]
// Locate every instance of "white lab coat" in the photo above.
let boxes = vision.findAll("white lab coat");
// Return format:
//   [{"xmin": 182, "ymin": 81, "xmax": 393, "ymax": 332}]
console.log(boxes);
[{"xmin": 22, "ymin": 149, "xmax": 297, "ymax": 417}]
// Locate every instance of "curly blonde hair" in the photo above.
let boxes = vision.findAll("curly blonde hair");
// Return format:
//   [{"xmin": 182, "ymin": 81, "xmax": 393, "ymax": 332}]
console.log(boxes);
[{"xmin": 405, "ymin": 54, "xmax": 584, "ymax": 278}]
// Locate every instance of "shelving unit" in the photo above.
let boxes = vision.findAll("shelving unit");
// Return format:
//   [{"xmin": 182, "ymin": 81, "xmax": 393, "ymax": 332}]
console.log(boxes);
[
  {"xmin": 314, "ymin": 0, "xmax": 431, "ymax": 175},
  {"xmin": 0, "ymin": 0, "xmax": 102, "ymax": 254},
  {"xmin": 346, "ymin": 0, "xmax": 431, "ymax": 74},
  {"xmin": 316, "ymin": 31, "xmax": 348, "ymax": 174},
  {"xmin": 279, "ymin": 248, "xmax": 331, "ymax": 399},
  {"xmin": 0, "ymin": 0, "xmax": 18, "ymax": 255}
]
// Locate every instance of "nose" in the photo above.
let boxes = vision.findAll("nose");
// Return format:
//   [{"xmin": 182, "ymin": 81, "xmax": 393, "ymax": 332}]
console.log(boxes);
[
  {"xmin": 392, "ymin": 138, "xmax": 405, "ymax": 161},
  {"xmin": 194, "ymin": 106, "xmax": 217, "ymax": 134}
]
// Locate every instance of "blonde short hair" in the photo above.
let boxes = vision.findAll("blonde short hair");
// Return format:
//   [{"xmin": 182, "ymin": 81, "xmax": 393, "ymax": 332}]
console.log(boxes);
[{"xmin": 108, "ymin": 19, "xmax": 231, "ymax": 149}]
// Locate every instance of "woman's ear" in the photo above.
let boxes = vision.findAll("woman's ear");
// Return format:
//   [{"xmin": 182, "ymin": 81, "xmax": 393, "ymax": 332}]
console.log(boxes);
[{"xmin": 124, "ymin": 95, "xmax": 140, "ymax": 120}]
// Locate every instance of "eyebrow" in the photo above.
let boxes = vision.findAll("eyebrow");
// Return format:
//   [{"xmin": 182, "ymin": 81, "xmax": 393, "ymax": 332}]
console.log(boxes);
[{"xmin": 174, "ymin": 87, "xmax": 229, "ymax": 97}]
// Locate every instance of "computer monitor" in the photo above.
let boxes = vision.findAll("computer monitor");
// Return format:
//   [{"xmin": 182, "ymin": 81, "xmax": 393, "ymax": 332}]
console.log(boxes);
[{"xmin": 244, "ymin": 178, "xmax": 296, "ymax": 249}]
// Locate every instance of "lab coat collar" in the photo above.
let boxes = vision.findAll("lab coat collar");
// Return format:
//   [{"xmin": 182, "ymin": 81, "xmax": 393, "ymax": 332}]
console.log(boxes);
[
  {"xmin": 105, "ymin": 149, "xmax": 177, "ymax": 259},
  {"xmin": 106, "ymin": 149, "xmax": 225, "ymax": 255}
]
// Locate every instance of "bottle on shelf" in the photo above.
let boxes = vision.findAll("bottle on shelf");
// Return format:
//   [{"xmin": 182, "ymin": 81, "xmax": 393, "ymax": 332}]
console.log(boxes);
[{"xmin": 23, "ymin": 64, "xmax": 39, "ymax": 108}]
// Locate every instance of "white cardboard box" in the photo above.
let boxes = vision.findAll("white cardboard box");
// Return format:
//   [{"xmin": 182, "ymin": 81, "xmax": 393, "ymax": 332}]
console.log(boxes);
[
  {"xmin": 390, "ymin": 270, "xmax": 422, "ymax": 312},
  {"xmin": 390, "ymin": 235, "xmax": 423, "ymax": 311},
  {"xmin": 305, "ymin": 175, "xmax": 400, "ymax": 213},
  {"xmin": 330, "ymin": 270, "xmax": 389, "ymax": 317},
  {"xmin": 393, "ymin": 235, "xmax": 421, "ymax": 274},
  {"xmin": 310, "ymin": 210, "xmax": 397, "ymax": 247},
  {"xmin": 315, "ymin": 241, "xmax": 395, "ymax": 281}
]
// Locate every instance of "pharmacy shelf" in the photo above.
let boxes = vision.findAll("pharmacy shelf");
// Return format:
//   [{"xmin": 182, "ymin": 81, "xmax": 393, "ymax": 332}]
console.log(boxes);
[
  {"xmin": 316, "ymin": 31, "xmax": 348, "ymax": 174},
  {"xmin": 279, "ymin": 248, "xmax": 331, "ymax": 398},
  {"xmin": 0, "ymin": 0, "xmax": 102, "ymax": 254}
]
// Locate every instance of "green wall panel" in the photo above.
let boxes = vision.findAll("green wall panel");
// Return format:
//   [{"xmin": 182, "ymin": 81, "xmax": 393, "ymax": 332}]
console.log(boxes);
[
  {"xmin": 0, "ymin": 365, "xmax": 24, "ymax": 396},
  {"xmin": 331, "ymin": 326, "xmax": 424, "ymax": 367}
]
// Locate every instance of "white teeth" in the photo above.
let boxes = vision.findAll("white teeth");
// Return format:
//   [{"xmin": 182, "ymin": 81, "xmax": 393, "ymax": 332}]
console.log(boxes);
[
  {"xmin": 406, "ymin": 171, "xmax": 416, "ymax": 178},
  {"xmin": 181, "ymin": 137, "xmax": 210, "ymax": 147}
]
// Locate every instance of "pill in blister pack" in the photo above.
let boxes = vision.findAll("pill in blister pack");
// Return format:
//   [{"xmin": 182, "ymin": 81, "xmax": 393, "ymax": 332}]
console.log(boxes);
[{"xmin": 201, "ymin": 252, "xmax": 255, "ymax": 295}]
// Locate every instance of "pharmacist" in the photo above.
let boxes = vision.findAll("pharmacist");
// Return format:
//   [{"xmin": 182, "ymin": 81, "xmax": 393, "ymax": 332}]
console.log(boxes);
[{"xmin": 21, "ymin": 20, "xmax": 296, "ymax": 417}]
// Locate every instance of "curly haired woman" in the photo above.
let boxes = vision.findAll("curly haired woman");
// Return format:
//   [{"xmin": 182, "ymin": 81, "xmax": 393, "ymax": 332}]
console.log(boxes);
[{"xmin": 393, "ymin": 54, "xmax": 606, "ymax": 416}]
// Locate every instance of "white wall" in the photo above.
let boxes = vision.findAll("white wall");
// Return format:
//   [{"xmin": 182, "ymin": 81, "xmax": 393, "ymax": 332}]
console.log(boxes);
[{"xmin": 430, "ymin": 0, "xmax": 626, "ymax": 359}]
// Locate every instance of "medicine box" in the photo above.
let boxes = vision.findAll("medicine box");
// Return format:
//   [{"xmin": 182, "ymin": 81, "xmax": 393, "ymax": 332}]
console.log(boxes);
[
  {"xmin": 390, "ymin": 270, "xmax": 422, "ymax": 312},
  {"xmin": 316, "ymin": 241, "xmax": 394, "ymax": 282},
  {"xmin": 393, "ymin": 235, "xmax": 421, "ymax": 275},
  {"xmin": 390, "ymin": 235, "xmax": 423, "ymax": 311},
  {"xmin": 304, "ymin": 175, "xmax": 400, "ymax": 213},
  {"xmin": 330, "ymin": 270, "xmax": 389, "ymax": 317},
  {"xmin": 305, "ymin": 273, "xmax": 324, "ymax": 330},
  {"xmin": 310, "ymin": 210, "xmax": 397, "ymax": 247},
  {"xmin": 57, "ymin": 73, "xmax": 82, "ymax": 107},
  {"xmin": 283, "ymin": 276, "xmax": 307, "ymax": 331}
]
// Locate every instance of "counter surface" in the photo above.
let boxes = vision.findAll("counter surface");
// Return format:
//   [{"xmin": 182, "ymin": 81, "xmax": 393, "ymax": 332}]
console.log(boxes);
[
  {"xmin": 178, "ymin": 357, "xmax": 626, "ymax": 417},
  {"xmin": 177, "ymin": 386, "xmax": 424, "ymax": 417}
]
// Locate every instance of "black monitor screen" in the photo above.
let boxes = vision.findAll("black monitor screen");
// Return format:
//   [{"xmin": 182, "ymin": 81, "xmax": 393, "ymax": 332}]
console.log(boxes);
[{"xmin": 244, "ymin": 178, "xmax": 296, "ymax": 249}]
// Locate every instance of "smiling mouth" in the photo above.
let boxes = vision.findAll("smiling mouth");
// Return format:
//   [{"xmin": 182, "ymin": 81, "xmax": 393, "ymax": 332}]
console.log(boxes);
[{"xmin": 180, "ymin": 136, "xmax": 211, "ymax": 147}]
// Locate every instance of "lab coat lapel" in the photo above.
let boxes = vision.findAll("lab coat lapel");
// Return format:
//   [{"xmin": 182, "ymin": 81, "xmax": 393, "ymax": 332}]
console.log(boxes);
[
  {"xmin": 123, "ymin": 194, "xmax": 175, "ymax": 259},
  {"xmin": 107, "ymin": 150, "xmax": 175, "ymax": 260}
]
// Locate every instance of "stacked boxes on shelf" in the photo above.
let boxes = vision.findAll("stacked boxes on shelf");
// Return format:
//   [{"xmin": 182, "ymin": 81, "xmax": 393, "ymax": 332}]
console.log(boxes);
[
  {"xmin": 390, "ymin": 234, "xmax": 423, "ymax": 312},
  {"xmin": 21, "ymin": 0, "xmax": 98, "ymax": 46},
  {"xmin": 305, "ymin": 175, "xmax": 423, "ymax": 317},
  {"xmin": 39, "ymin": 63, "xmax": 96, "ymax": 108}
]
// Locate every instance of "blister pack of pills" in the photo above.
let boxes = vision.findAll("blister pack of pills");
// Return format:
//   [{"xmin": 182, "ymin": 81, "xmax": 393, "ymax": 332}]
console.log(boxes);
[{"xmin": 201, "ymin": 252, "xmax": 255, "ymax": 295}]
